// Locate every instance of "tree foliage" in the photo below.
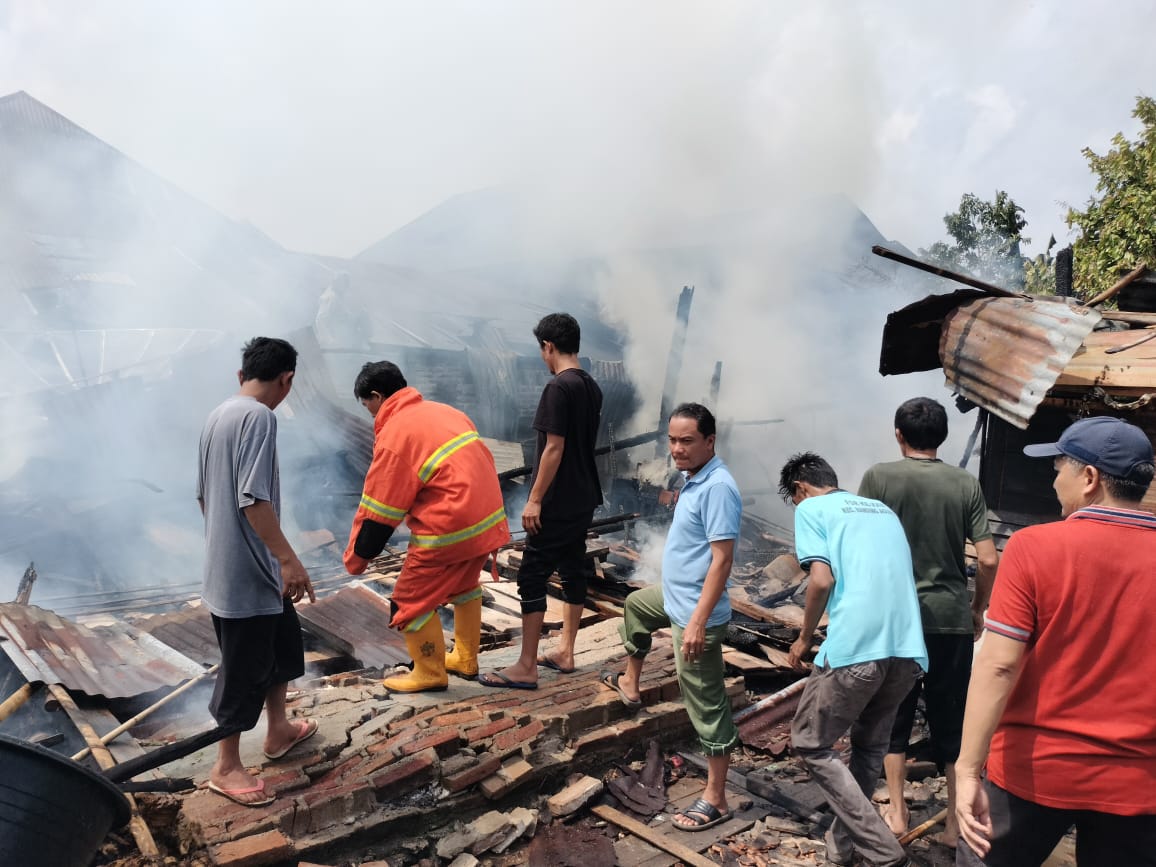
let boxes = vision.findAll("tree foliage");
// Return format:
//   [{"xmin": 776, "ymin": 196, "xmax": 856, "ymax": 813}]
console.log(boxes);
[
  {"xmin": 921, "ymin": 191, "xmax": 1032, "ymax": 291},
  {"xmin": 1067, "ymin": 96, "xmax": 1156, "ymax": 298}
]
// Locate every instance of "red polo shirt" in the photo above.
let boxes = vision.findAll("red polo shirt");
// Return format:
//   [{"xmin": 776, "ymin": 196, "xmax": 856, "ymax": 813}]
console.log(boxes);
[{"xmin": 984, "ymin": 506, "xmax": 1156, "ymax": 814}]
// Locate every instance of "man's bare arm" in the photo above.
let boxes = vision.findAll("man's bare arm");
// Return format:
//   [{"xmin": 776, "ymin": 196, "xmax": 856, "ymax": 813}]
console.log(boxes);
[
  {"xmin": 680, "ymin": 538, "xmax": 735, "ymax": 661},
  {"xmin": 971, "ymin": 538, "xmax": 999, "ymax": 636},
  {"xmin": 243, "ymin": 500, "xmax": 315, "ymax": 603},
  {"xmin": 522, "ymin": 432, "xmax": 564, "ymax": 534},
  {"xmin": 955, "ymin": 631, "xmax": 1026, "ymax": 855},
  {"xmin": 788, "ymin": 561, "xmax": 833, "ymax": 669}
]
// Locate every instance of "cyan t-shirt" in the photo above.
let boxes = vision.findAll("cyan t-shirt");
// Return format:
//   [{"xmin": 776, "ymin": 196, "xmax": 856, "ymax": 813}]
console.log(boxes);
[
  {"xmin": 196, "ymin": 395, "xmax": 285, "ymax": 618},
  {"xmin": 661, "ymin": 455, "xmax": 742, "ymax": 628},
  {"xmin": 793, "ymin": 490, "xmax": 927, "ymax": 670}
]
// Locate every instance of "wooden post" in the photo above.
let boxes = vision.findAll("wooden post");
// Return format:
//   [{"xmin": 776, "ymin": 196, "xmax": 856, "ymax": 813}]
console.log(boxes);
[
  {"xmin": 47, "ymin": 684, "xmax": 160, "ymax": 858},
  {"xmin": 0, "ymin": 683, "xmax": 36, "ymax": 723},
  {"xmin": 1083, "ymin": 263, "xmax": 1148, "ymax": 308},
  {"xmin": 898, "ymin": 807, "xmax": 949, "ymax": 845}
]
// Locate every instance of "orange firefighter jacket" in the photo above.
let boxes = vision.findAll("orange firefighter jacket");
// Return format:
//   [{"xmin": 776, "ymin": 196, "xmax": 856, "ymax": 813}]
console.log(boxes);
[{"xmin": 344, "ymin": 387, "xmax": 510, "ymax": 574}]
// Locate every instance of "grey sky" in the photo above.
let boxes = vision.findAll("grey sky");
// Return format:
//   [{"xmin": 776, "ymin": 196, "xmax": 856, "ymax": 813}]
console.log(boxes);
[{"xmin": 1, "ymin": 0, "xmax": 1153, "ymax": 259}]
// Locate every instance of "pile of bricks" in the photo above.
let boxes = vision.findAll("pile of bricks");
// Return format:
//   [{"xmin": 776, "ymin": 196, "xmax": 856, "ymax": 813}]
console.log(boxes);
[{"xmin": 176, "ymin": 638, "xmax": 747, "ymax": 866}]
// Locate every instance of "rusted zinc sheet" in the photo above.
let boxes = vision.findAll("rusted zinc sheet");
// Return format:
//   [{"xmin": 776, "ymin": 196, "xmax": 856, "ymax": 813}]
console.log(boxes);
[
  {"xmin": 939, "ymin": 298, "xmax": 1101, "ymax": 429},
  {"xmin": 0, "ymin": 603, "xmax": 205, "ymax": 698},
  {"xmin": 295, "ymin": 583, "xmax": 412, "ymax": 670},
  {"xmin": 138, "ymin": 607, "xmax": 220, "ymax": 667}
]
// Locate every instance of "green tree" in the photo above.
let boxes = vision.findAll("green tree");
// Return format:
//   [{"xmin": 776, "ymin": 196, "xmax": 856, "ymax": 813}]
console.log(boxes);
[
  {"xmin": 1023, "ymin": 235, "xmax": 1058, "ymax": 296},
  {"xmin": 921, "ymin": 191, "xmax": 1031, "ymax": 290},
  {"xmin": 1067, "ymin": 96, "xmax": 1156, "ymax": 299}
]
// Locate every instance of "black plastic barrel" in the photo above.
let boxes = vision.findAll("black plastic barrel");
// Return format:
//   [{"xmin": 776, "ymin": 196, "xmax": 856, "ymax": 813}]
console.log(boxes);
[{"xmin": 0, "ymin": 733, "xmax": 131, "ymax": 866}]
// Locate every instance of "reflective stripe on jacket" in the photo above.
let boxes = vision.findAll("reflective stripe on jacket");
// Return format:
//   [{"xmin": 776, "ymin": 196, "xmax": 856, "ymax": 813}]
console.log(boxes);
[{"xmin": 344, "ymin": 387, "xmax": 510, "ymax": 570}]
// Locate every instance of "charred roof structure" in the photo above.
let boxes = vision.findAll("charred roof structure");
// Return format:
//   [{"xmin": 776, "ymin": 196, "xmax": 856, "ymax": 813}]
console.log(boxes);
[{"xmin": 877, "ymin": 245, "xmax": 1156, "ymax": 534}]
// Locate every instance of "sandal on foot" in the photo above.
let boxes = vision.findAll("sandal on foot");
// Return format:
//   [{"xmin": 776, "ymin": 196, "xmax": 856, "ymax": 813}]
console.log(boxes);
[
  {"xmin": 599, "ymin": 670, "xmax": 642, "ymax": 709},
  {"xmin": 208, "ymin": 779, "xmax": 274, "ymax": 807},
  {"xmin": 263, "ymin": 718, "xmax": 318, "ymax": 760},
  {"xmin": 537, "ymin": 655, "xmax": 576, "ymax": 674},
  {"xmin": 478, "ymin": 670, "xmax": 538, "ymax": 690},
  {"xmin": 673, "ymin": 797, "xmax": 731, "ymax": 831}
]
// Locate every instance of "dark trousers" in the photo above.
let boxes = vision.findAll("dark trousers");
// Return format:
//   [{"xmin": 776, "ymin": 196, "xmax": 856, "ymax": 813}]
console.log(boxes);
[
  {"xmin": 889, "ymin": 632, "xmax": 972, "ymax": 767},
  {"xmin": 516, "ymin": 511, "xmax": 593, "ymax": 614},
  {"xmin": 791, "ymin": 658, "xmax": 920, "ymax": 866},
  {"xmin": 956, "ymin": 780, "xmax": 1156, "ymax": 867}
]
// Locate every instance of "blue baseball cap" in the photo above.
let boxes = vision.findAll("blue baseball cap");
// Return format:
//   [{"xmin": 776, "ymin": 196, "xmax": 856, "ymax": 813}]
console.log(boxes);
[{"xmin": 1023, "ymin": 416, "xmax": 1154, "ymax": 481}]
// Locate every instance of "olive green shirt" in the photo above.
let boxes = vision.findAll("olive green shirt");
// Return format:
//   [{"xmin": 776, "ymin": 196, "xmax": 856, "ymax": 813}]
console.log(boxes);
[{"xmin": 858, "ymin": 457, "xmax": 992, "ymax": 634}]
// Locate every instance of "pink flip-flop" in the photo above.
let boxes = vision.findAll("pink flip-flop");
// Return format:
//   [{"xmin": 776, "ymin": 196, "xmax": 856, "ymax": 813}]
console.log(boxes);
[
  {"xmin": 263, "ymin": 718, "xmax": 318, "ymax": 760},
  {"xmin": 207, "ymin": 778, "xmax": 274, "ymax": 807}
]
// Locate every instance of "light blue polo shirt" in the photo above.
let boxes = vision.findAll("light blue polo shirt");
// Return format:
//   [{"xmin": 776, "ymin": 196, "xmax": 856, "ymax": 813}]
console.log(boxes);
[
  {"xmin": 794, "ymin": 490, "xmax": 927, "ymax": 670},
  {"xmin": 661, "ymin": 455, "xmax": 743, "ymax": 628}
]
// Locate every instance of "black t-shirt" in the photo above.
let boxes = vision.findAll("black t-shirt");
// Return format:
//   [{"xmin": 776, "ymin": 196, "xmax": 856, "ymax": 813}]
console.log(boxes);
[{"xmin": 530, "ymin": 367, "xmax": 603, "ymax": 519}]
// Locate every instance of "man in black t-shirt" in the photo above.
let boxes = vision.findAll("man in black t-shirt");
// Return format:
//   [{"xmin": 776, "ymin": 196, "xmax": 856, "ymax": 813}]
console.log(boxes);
[{"xmin": 480, "ymin": 313, "xmax": 602, "ymax": 689}]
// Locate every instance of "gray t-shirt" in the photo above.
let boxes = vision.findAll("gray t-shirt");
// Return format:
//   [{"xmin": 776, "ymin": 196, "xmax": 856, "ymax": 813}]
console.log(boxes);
[{"xmin": 196, "ymin": 395, "xmax": 284, "ymax": 618}]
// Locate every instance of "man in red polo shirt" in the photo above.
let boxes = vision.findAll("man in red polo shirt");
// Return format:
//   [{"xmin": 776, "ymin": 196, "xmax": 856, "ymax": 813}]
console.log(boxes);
[{"xmin": 955, "ymin": 416, "xmax": 1156, "ymax": 866}]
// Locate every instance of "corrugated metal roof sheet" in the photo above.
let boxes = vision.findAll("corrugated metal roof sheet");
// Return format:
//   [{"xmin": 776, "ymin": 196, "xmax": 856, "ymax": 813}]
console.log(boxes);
[
  {"xmin": 138, "ymin": 607, "xmax": 220, "ymax": 667},
  {"xmin": 0, "ymin": 603, "xmax": 205, "ymax": 698},
  {"xmin": 939, "ymin": 298, "xmax": 1101, "ymax": 429},
  {"xmin": 0, "ymin": 328, "xmax": 225, "ymax": 397},
  {"xmin": 296, "ymin": 583, "xmax": 413, "ymax": 670}
]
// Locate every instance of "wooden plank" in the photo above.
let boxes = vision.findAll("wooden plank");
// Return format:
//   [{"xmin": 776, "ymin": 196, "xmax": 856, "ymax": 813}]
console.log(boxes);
[
  {"xmin": 592, "ymin": 805, "xmax": 717, "ymax": 867},
  {"xmin": 486, "ymin": 581, "xmax": 565, "ymax": 628},
  {"xmin": 730, "ymin": 599, "xmax": 826, "ymax": 632},
  {"xmin": 480, "ymin": 606, "xmax": 523, "ymax": 636},
  {"xmin": 722, "ymin": 646, "xmax": 793, "ymax": 674}
]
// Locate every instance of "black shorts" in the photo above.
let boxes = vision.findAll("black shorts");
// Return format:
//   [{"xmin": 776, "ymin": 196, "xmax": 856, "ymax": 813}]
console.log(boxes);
[
  {"xmin": 516, "ymin": 511, "xmax": 594, "ymax": 614},
  {"xmin": 209, "ymin": 597, "xmax": 305, "ymax": 733},
  {"xmin": 888, "ymin": 632, "xmax": 972, "ymax": 766}
]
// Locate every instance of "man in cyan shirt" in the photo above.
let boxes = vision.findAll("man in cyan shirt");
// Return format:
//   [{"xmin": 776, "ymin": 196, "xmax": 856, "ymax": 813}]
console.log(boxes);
[
  {"xmin": 603, "ymin": 403, "xmax": 742, "ymax": 831},
  {"xmin": 956, "ymin": 416, "xmax": 1156, "ymax": 866},
  {"xmin": 780, "ymin": 452, "xmax": 927, "ymax": 867}
]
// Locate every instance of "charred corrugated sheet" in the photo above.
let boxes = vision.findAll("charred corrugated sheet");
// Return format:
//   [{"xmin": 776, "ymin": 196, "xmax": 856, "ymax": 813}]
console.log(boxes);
[
  {"xmin": 878, "ymin": 288, "xmax": 988, "ymax": 375},
  {"xmin": 939, "ymin": 298, "xmax": 1101, "ymax": 429},
  {"xmin": 0, "ymin": 603, "xmax": 204, "ymax": 698},
  {"xmin": 296, "ymin": 583, "xmax": 412, "ymax": 669},
  {"xmin": 138, "ymin": 607, "xmax": 220, "ymax": 667}
]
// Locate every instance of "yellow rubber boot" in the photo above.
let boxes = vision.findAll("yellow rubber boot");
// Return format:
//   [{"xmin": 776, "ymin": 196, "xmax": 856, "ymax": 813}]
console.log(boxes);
[
  {"xmin": 444, "ymin": 592, "xmax": 483, "ymax": 679},
  {"xmin": 383, "ymin": 612, "xmax": 448, "ymax": 693}
]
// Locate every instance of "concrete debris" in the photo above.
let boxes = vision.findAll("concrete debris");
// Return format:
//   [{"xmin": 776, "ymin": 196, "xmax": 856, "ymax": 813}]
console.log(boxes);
[
  {"xmin": 546, "ymin": 774, "xmax": 604, "ymax": 818},
  {"xmin": 434, "ymin": 807, "xmax": 537, "ymax": 860}
]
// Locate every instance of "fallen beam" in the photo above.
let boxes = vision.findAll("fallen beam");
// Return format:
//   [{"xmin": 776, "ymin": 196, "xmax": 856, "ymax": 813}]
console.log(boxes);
[{"xmin": 591, "ymin": 804, "xmax": 718, "ymax": 867}]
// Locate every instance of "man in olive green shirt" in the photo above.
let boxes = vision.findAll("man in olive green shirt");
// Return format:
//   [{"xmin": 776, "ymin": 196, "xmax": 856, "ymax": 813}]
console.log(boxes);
[{"xmin": 858, "ymin": 397, "xmax": 999, "ymax": 848}]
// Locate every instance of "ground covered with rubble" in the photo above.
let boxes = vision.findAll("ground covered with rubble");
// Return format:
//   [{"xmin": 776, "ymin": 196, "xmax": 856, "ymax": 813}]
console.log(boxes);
[
  {"xmin": 4, "ymin": 529, "xmax": 1078, "ymax": 867},
  {"xmin": 91, "ymin": 616, "xmax": 1052, "ymax": 867}
]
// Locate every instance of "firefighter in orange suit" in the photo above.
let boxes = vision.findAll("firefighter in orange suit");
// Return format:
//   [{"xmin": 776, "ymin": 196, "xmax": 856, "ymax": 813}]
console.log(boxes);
[{"xmin": 345, "ymin": 361, "xmax": 510, "ymax": 692}]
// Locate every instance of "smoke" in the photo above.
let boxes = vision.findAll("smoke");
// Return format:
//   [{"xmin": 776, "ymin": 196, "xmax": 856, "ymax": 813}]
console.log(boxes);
[{"xmin": 5, "ymin": 0, "xmax": 1149, "ymax": 604}]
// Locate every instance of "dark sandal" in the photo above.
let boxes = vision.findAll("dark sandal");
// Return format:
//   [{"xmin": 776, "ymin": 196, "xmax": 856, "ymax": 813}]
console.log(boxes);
[{"xmin": 673, "ymin": 797, "xmax": 731, "ymax": 831}]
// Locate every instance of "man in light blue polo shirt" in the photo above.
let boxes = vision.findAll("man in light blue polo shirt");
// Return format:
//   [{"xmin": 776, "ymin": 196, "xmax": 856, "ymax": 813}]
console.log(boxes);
[
  {"xmin": 602, "ymin": 402, "xmax": 742, "ymax": 832},
  {"xmin": 779, "ymin": 451, "xmax": 927, "ymax": 867}
]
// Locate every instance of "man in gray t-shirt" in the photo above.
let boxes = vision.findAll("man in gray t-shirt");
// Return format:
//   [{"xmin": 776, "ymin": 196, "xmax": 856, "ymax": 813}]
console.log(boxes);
[{"xmin": 196, "ymin": 337, "xmax": 317, "ymax": 807}]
